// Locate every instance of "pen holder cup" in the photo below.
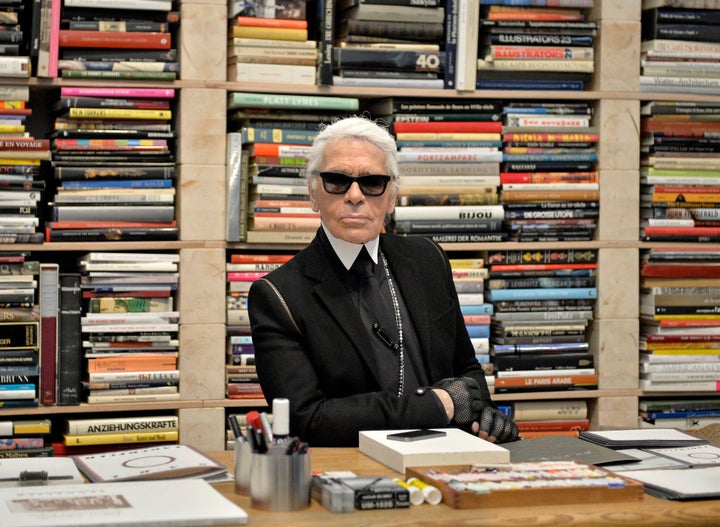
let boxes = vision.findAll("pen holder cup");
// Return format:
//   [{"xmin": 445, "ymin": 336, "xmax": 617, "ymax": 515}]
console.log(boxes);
[
  {"xmin": 250, "ymin": 451, "xmax": 312, "ymax": 511},
  {"xmin": 234, "ymin": 439, "xmax": 252, "ymax": 495}
]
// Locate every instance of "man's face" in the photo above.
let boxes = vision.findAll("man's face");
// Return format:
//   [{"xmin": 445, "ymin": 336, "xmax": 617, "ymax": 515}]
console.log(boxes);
[{"xmin": 309, "ymin": 138, "xmax": 396, "ymax": 244}]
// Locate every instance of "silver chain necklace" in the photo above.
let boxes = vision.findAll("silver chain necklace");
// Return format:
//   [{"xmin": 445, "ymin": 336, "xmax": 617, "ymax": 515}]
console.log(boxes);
[{"xmin": 380, "ymin": 251, "xmax": 405, "ymax": 397}]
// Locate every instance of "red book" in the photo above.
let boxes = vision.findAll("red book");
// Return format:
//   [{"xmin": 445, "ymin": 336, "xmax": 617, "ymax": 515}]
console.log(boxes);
[
  {"xmin": 59, "ymin": 30, "xmax": 172, "ymax": 49},
  {"xmin": 392, "ymin": 121, "xmax": 503, "ymax": 134},
  {"xmin": 230, "ymin": 254, "xmax": 294, "ymax": 264},
  {"xmin": 494, "ymin": 374, "xmax": 598, "ymax": 392},
  {"xmin": 227, "ymin": 271, "xmax": 270, "ymax": 281},
  {"xmin": 516, "ymin": 419, "xmax": 590, "ymax": 432},
  {"xmin": 39, "ymin": 263, "xmax": 59, "ymax": 406},
  {"xmin": 503, "ymin": 133, "xmax": 599, "ymax": 142},
  {"xmin": 250, "ymin": 142, "xmax": 310, "ymax": 157},
  {"xmin": 0, "ymin": 138, "xmax": 49, "ymax": 150},
  {"xmin": 500, "ymin": 172, "xmax": 598, "ymax": 184},
  {"xmin": 642, "ymin": 262, "xmax": 720, "ymax": 278},
  {"xmin": 233, "ymin": 16, "xmax": 307, "ymax": 29}
]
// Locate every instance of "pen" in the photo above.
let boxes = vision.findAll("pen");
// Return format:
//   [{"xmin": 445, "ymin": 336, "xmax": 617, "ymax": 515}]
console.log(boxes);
[
  {"xmin": 259, "ymin": 411, "xmax": 274, "ymax": 445},
  {"xmin": 228, "ymin": 415, "xmax": 242, "ymax": 440}
]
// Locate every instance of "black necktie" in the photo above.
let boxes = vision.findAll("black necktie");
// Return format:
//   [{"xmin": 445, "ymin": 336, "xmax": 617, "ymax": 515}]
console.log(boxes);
[{"xmin": 350, "ymin": 247, "xmax": 398, "ymax": 351}]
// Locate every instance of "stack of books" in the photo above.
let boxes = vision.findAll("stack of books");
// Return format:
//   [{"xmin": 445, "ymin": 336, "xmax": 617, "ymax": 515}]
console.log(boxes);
[
  {"xmin": 511, "ymin": 399, "xmax": 590, "ymax": 438},
  {"xmin": 500, "ymin": 100, "xmax": 599, "ymax": 242},
  {"xmin": 0, "ymin": 418, "xmax": 53, "ymax": 458},
  {"xmin": 332, "ymin": 0, "xmax": 445, "ymax": 88},
  {"xmin": 46, "ymin": 86, "xmax": 177, "ymax": 242},
  {"xmin": 450, "ymin": 257, "xmax": 492, "ymax": 372},
  {"xmin": 476, "ymin": 2, "xmax": 598, "ymax": 91},
  {"xmin": 78, "ymin": 251, "xmax": 180, "ymax": 405},
  {"xmin": 60, "ymin": 414, "xmax": 179, "ymax": 452},
  {"xmin": 0, "ymin": 84, "xmax": 49, "ymax": 244},
  {"xmin": 227, "ymin": 91, "xmax": 358, "ymax": 245},
  {"xmin": 57, "ymin": 0, "xmax": 180, "ymax": 81},
  {"xmin": 0, "ymin": 253, "xmax": 39, "ymax": 409},
  {"xmin": 640, "ymin": 2, "xmax": 720, "ymax": 95},
  {"xmin": 227, "ymin": 1, "xmax": 315, "ymax": 85},
  {"xmin": 640, "ymin": 100, "xmax": 720, "ymax": 242},
  {"xmin": 639, "ymin": 398, "xmax": 720, "ymax": 431},
  {"xmin": 639, "ymin": 246, "xmax": 720, "ymax": 393},
  {"xmin": 485, "ymin": 248, "xmax": 598, "ymax": 394},
  {"xmin": 366, "ymin": 97, "xmax": 504, "ymax": 243},
  {"xmin": 0, "ymin": 1, "xmax": 30, "ymax": 79},
  {"xmin": 225, "ymin": 252, "xmax": 291, "ymax": 401}
]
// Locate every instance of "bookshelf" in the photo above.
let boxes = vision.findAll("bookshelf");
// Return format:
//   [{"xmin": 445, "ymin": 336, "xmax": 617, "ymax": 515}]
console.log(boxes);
[{"xmin": 2, "ymin": 2, "xmax": 715, "ymax": 452}]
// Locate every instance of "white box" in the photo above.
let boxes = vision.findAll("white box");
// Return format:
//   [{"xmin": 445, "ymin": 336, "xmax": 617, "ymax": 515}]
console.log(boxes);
[{"xmin": 359, "ymin": 428, "xmax": 510, "ymax": 473}]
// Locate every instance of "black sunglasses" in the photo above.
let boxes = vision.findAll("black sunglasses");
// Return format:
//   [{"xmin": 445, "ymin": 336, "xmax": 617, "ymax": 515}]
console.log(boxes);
[{"xmin": 318, "ymin": 172, "xmax": 392, "ymax": 197}]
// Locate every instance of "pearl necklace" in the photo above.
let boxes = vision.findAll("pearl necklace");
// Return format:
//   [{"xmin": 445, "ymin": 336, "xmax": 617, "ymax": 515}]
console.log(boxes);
[{"xmin": 380, "ymin": 251, "xmax": 405, "ymax": 398}]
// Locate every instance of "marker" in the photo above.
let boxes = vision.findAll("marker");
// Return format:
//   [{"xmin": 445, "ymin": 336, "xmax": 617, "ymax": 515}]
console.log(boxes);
[{"xmin": 272, "ymin": 398, "xmax": 290, "ymax": 444}]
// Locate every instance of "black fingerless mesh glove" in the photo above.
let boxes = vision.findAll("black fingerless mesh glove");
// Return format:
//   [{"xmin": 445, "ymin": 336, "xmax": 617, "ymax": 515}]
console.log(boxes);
[
  {"xmin": 432, "ymin": 377, "xmax": 485, "ymax": 425},
  {"xmin": 478, "ymin": 405, "xmax": 519, "ymax": 443}
]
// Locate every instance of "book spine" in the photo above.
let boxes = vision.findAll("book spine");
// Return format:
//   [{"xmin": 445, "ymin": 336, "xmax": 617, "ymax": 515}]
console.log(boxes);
[
  {"xmin": 494, "ymin": 353, "xmax": 594, "ymax": 372},
  {"xmin": 58, "ymin": 30, "xmax": 172, "ymax": 49},
  {"xmin": 332, "ymin": 48, "xmax": 445, "ymax": 72},
  {"xmin": 443, "ymin": 0, "xmax": 458, "ymax": 88},
  {"xmin": 56, "ymin": 273, "xmax": 82, "ymax": 406},
  {"xmin": 486, "ymin": 287, "xmax": 598, "ymax": 301},
  {"xmin": 512, "ymin": 400, "xmax": 588, "ymax": 421},
  {"xmin": 63, "ymin": 430, "xmax": 179, "ymax": 445},
  {"xmin": 66, "ymin": 416, "xmax": 179, "ymax": 435},
  {"xmin": 59, "ymin": 87, "xmax": 176, "ymax": 98},
  {"xmin": 39, "ymin": 263, "xmax": 59, "ymax": 406},
  {"xmin": 228, "ymin": 92, "xmax": 359, "ymax": 112}
]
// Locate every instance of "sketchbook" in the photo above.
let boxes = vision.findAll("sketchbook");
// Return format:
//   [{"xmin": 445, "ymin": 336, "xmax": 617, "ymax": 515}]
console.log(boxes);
[
  {"xmin": 71, "ymin": 444, "xmax": 227, "ymax": 482},
  {"xmin": 0, "ymin": 479, "xmax": 248, "ymax": 527},
  {"xmin": 620, "ymin": 466, "xmax": 720, "ymax": 500},
  {"xmin": 579, "ymin": 428, "xmax": 709, "ymax": 449}
]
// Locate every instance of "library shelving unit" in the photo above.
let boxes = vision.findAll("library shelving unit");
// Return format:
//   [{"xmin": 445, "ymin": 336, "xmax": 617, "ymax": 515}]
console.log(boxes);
[{"xmin": 3, "ymin": 2, "xmax": 712, "ymax": 452}]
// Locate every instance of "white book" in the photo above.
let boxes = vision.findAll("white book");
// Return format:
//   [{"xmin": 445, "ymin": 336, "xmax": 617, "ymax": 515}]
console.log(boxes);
[
  {"xmin": 393, "ymin": 204, "xmax": 504, "ymax": 221},
  {"xmin": 228, "ymin": 63, "xmax": 315, "ymax": 85},
  {"xmin": 496, "ymin": 368, "xmax": 596, "ymax": 378},
  {"xmin": 359, "ymin": 428, "xmax": 509, "ymax": 473},
  {"xmin": 80, "ymin": 252, "xmax": 180, "ymax": 263},
  {"xmin": 0, "ymin": 479, "xmax": 247, "ymax": 527},
  {"xmin": 78, "ymin": 261, "xmax": 177, "ymax": 272},
  {"xmin": 332, "ymin": 76, "xmax": 445, "ymax": 89}
]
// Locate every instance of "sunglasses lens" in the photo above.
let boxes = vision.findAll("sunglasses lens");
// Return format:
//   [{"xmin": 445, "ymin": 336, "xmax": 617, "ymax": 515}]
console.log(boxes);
[
  {"xmin": 321, "ymin": 172, "xmax": 351, "ymax": 194},
  {"xmin": 358, "ymin": 176, "xmax": 388, "ymax": 196},
  {"xmin": 319, "ymin": 172, "xmax": 390, "ymax": 196}
]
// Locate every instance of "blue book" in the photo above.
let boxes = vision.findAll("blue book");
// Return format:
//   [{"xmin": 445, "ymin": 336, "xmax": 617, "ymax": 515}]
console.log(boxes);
[
  {"xmin": 475, "ymin": 353, "xmax": 490, "ymax": 364},
  {"xmin": 644, "ymin": 410, "xmax": 720, "ymax": 420},
  {"xmin": 476, "ymin": 80, "xmax": 584, "ymax": 91},
  {"xmin": 461, "ymin": 303, "xmax": 494, "ymax": 316},
  {"xmin": 61, "ymin": 179, "xmax": 173, "ymax": 189},
  {"xmin": 0, "ymin": 383, "xmax": 35, "ymax": 391},
  {"xmin": 466, "ymin": 324, "xmax": 490, "ymax": 338},
  {"xmin": 485, "ymin": 287, "xmax": 597, "ymax": 302}
]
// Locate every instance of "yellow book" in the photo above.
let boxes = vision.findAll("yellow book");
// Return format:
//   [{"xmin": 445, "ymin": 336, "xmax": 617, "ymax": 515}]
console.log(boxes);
[
  {"xmin": 67, "ymin": 108, "xmax": 172, "ymax": 120},
  {"xmin": 231, "ymin": 25, "xmax": 308, "ymax": 42},
  {"xmin": 0, "ymin": 158, "xmax": 41, "ymax": 165},
  {"xmin": 63, "ymin": 430, "xmax": 179, "ymax": 446},
  {"xmin": 9, "ymin": 419, "xmax": 51, "ymax": 435},
  {"xmin": 449, "ymin": 258, "xmax": 485, "ymax": 268}
]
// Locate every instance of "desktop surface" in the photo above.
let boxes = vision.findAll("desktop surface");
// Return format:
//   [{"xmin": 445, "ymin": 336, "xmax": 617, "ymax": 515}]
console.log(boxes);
[{"xmin": 209, "ymin": 448, "xmax": 720, "ymax": 527}]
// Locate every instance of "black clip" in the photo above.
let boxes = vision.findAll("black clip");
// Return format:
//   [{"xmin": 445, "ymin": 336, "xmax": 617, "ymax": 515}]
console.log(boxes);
[
  {"xmin": 19, "ymin": 470, "xmax": 49, "ymax": 486},
  {"xmin": 372, "ymin": 323, "xmax": 396, "ymax": 350}
]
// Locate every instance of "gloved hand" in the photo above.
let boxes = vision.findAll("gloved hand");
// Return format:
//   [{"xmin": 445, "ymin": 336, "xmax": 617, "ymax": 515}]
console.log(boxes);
[
  {"xmin": 475, "ymin": 405, "xmax": 519, "ymax": 443},
  {"xmin": 432, "ymin": 377, "xmax": 486, "ymax": 425}
]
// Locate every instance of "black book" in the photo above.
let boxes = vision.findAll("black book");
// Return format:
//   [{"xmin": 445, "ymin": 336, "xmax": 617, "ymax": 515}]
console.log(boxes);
[
  {"xmin": 52, "ymin": 97, "xmax": 171, "ymax": 111},
  {"xmin": 643, "ymin": 7, "xmax": 720, "ymax": 26},
  {"xmin": 483, "ymin": 32, "xmax": 594, "ymax": 47},
  {"xmin": 61, "ymin": 7, "xmax": 180, "ymax": 24},
  {"xmin": 54, "ymin": 165, "xmax": 176, "ymax": 180},
  {"xmin": 338, "ymin": 18, "xmax": 444, "ymax": 42},
  {"xmin": 494, "ymin": 352, "xmax": 594, "ymax": 372},
  {"xmin": 57, "ymin": 273, "xmax": 81, "ymax": 406},
  {"xmin": 45, "ymin": 226, "xmax": 179, "ymax": 242},
  {"xmin": 60, "ymin": 48, "xmax": 177, "ymax": 62},
  {"xmin": 332, "ymin": 47, "xmax": 445, "ymax": 72},
  {"xmin": 642, "ymin": 20, "xmax": 720, "ymax": 43}
]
